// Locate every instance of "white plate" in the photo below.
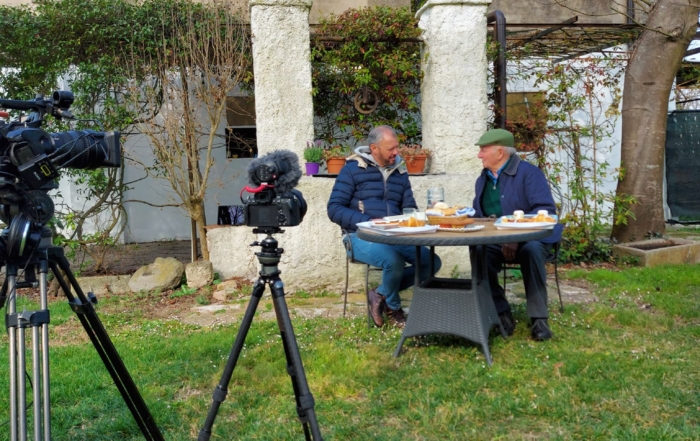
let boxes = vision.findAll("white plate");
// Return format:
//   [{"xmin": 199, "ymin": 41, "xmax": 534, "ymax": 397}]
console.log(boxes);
[
  {"xmin": 357, "ymin": 221, "xmax": 438, "ymax": 236},
  {"xmin": 382, "ymin": 214, "xmax": 410, "ymax": 222},
  {"xmin": 494, "ymin": 214, "xmax": 558, "ymax": 230},
  {"xmin": 370, "ymin": 221, "xmax": 401, "ymax": 230},
  {"xmin": 438, "ymin": 225, "xmax": 485, "ymax": 233}
]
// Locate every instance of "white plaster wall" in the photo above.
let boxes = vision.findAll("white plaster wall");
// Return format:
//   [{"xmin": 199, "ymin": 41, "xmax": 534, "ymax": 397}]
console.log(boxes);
[
  {"xmin": 121, "ymin": 128, "xmax": 248, "ymax": 243},
  {"xmin": 417, "ymin": 0, "xmax": 491, "ymax": 175},
  {"xmin": 207, "ymin": 173, "xmax": 479, "ymax": 290},
  {"xmin": 250, "ymin": 0, "xmax": 314, "ymax": 158}
]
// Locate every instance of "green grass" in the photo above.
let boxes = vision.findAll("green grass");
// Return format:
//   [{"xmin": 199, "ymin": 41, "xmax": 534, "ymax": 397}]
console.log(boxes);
[{"xmin": 1, "ymin": 264, "xmax": 699, "ymax": 440}]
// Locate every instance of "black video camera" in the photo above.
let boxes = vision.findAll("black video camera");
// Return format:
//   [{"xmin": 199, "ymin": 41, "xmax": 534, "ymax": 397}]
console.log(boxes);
[
  {"xmin": 0, "ymin": 91, "xmax": 120, "ymax": 192},
  {"xmin": 241, "ymin": 150, "xmax": 306, "ymax": 228},
  {"xmin": 0, "ymin": 91, "xmax": 121, "ymax": 258}
]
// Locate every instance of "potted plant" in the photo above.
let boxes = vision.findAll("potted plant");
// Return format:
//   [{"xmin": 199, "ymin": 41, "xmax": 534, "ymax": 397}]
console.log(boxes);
[
  {"xmin": 304, "ymin": 140, "xmax": 324, "ymax": 176},
  {"xmin": 399, "ymin": 144, "xmax": 431, "ymax": 173},
  {"xmin": 323, "ymin": 145, "xmax": 351, "ymax": 174}
]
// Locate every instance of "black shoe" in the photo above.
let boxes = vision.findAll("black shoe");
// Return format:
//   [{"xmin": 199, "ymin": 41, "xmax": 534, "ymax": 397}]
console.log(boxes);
[
  {"xmin": 530, "ymin": 319, "xmax": 553, "ymax": 341},
  {"xmin": 386, "ymin": 307, "xmax": 407, "ymax": 328},
  {"xmin": 498, "ymin": 310, "xmax": 515, "ymax": 336},
  {"xmin": 368, "ymin": 289, "xmax": 385, "ymax": 327}
]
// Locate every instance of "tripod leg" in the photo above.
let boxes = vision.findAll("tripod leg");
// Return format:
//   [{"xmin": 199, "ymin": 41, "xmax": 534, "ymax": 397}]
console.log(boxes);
[
  {"xmin": 198, "ymin": 277, "xmax": 266, "ymax": 441},
  {"xmin": 269, "ymin": 279, "xmax": 323, "ymax": 441},
  {"xmin": 38, "ymin": 260, "xmax": 51, "ymax": 441},
  {"xmin": 48, "ymin": 249, "xmax": 163, "ymax": 441},
  {"xmin": 6, "ymin": 266, "xmax": 19, "ymax": 441}
]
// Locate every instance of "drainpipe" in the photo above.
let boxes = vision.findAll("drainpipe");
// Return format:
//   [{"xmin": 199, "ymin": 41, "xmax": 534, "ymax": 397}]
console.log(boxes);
[
  {"xmin": 627, "ymin": 0, "xmax": 635, "ymax": 24},
  {"xmin": 487, "ymin": 10, "xmax": 507, "ymax": 129}
]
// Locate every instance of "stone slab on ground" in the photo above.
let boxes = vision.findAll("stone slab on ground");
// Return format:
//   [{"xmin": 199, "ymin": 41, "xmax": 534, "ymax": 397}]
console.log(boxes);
[{"xmin": 75, "ymin": 275, "xmax": 131, "ymax": 296}]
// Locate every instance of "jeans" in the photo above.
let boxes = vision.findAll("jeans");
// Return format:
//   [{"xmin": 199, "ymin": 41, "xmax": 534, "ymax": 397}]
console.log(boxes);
[
  {"xmin": 345, "ymin": 233, "xmax": 442, "ymax": 311},
  {"xmin": 470, "ymin": 241, "xmax": 550, "ymax": 319}
]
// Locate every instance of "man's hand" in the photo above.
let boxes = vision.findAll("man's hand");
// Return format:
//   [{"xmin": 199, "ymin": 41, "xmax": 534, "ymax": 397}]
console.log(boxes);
[{"xmin": 502, "ymin": 242, "xmax": 518, "ymax": 261}]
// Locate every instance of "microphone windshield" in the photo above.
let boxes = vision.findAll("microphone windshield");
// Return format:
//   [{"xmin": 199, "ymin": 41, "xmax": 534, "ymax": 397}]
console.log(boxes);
[{"xmin": 246, "ymin": 149, "xmax": 302, "ymax": 195}]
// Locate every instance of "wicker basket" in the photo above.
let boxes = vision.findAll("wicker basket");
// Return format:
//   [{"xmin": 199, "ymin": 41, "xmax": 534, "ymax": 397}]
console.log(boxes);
[{"xmin": 426, "ymin": 214, "xmax": 475, "ymax": 226}]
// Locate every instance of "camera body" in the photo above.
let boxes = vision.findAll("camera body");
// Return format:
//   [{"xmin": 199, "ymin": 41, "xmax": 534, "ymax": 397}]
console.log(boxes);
[
  {"xmin": 244, "ymin": 189, "xmax": 304, "ymax": 228},
  {"xmin": 242, "ymin": 150, "xmax": 306, "ymax": 228}
]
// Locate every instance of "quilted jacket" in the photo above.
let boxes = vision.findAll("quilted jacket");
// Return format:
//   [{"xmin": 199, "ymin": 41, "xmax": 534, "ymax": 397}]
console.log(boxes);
[
  {"xmin": 472, "ymin": 154, "xmax": 563, "ymax": 244},
  {"xmin": 327, "ymin": 148, "xmax": 416, "ymax": 232}
]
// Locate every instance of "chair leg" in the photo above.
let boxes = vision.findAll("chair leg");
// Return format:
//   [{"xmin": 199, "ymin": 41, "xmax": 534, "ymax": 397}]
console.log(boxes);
[
  {"xmin": 365, "ymin": 265, "xmax": 373, "ymax": 329},
  {"xmin": 343, "ymin": 257, "xmax": 349, "ymax": 317},
  {"xmin": 554, "ymin": 261, "xmax": 564, "ymax": 312}
]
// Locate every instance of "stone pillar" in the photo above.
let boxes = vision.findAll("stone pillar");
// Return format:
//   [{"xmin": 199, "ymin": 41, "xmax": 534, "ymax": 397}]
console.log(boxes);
[
  {"xmin": 250, "ymin": 0, "xmax": 314, "ymax": 158},
  {"xmin": 417, "ymin": 0, "xmax": 491, "ymax": 174}
]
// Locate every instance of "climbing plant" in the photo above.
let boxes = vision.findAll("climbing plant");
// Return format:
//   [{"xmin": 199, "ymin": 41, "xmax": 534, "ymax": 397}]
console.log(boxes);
[
  {"xmin": 499, "ymin": 52, "xmax": 636, "ymax": 263},
  {"xmin": 0, "ymin": 0, "xmax": 248, "ymax": 268},
  {"xmin": 311, "ymin": 7, "xmax": 422, "ymax": 146}
]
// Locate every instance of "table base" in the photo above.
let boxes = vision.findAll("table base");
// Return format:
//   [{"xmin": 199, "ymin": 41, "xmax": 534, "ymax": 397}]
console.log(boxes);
[{"xmin": 394, "ymin": 278, "xmax": 506, "ymax": 365}]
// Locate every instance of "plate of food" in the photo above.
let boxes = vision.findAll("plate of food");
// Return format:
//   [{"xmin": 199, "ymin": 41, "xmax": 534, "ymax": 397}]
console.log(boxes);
[
  {"xmin": 438, "ymin": 225, "xmax": 485, "ymax": 233},
  {"xmin": 495, "ymin": 211, "xmax": 558, "ymax": 230},
  {"xmin": 357, "ymin": 221, "xmax": 438, "ymax": 236}
]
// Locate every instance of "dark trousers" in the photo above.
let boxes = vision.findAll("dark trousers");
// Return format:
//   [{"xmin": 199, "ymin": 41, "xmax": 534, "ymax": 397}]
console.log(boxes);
[{"xmin": 470, "ymin": 241, "xmax": 550, "ymax": 319}]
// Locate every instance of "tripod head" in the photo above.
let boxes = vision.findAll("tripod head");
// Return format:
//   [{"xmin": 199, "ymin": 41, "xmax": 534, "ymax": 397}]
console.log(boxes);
[{"xmin": 250, "ymin": 227, "xmax": 285, "ymax": 278}]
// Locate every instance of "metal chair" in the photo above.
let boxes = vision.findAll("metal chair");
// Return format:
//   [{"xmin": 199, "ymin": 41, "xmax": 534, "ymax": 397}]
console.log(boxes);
[
  {"xmin": 342, "ymin": 234, "xmax": 381, "ymax": 328},
  {"xmin": 502, "ymin": 178, "xmax": 566, "ymax": 313}
]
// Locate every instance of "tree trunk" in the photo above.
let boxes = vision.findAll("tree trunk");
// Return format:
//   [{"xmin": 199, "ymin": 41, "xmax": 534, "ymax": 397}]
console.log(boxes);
[
  {"xmin": 193, "ymin": 201, "xmax": 210, "ymax": 261},
  {"xmin": 612, "ymin": 0, "xmax": 700, "ymax": 243}
]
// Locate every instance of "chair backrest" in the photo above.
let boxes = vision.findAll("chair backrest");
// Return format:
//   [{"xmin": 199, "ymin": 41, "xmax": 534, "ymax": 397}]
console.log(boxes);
[
  {"xmin": 342, "ymin": 229, "xmax": 360, "ymax": 264},
  {"xmin": 548, "ymin": 179, "xmax": 566, "ymax": 219}
]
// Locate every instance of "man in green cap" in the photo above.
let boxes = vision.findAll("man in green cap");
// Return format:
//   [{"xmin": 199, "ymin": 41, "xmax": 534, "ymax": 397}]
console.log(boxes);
[{"xmin": 470, "ymin": 128, "xmax": 563, "ymax": 341}]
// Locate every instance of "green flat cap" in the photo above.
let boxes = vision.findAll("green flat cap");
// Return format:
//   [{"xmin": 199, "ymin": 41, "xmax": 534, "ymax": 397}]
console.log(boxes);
[{"xmin": 475, "ymin": 129, "xmax": 514, "ymax": 147}]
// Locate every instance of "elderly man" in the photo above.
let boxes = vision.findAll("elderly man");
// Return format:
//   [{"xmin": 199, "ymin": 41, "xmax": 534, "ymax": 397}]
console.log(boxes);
[
  {"xmin": 327, "ymin": 125, "xmax": 441, "ymax": 328},
  {"xmin": 471, "ymin": 128, "xmax": 562, "ymax": 341}
]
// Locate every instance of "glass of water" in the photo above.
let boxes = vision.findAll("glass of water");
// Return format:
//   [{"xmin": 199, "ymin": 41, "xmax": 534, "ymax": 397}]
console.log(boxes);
[{"xmin": 427, "ymin": 187, "xmax": 445, "ymax": 209}]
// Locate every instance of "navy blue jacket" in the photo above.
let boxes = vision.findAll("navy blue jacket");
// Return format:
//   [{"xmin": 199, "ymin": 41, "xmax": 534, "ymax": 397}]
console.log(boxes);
[
  {"xmin": 327, "ymin": 154, "xmax": 416, "ymax": 232},
  {"xmin": 472, "ymin": 154, "xmax": 562, "ymax": 244}
]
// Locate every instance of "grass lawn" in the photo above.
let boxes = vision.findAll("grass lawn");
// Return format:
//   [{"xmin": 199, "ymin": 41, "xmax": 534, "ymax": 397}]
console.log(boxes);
[{"xmin": 1, "ymin": 263, "xmax": 699, "ymax": 440}]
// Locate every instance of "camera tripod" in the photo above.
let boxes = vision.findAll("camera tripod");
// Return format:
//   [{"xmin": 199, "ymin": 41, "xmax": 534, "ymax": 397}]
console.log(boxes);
[
  {"xmin": 199, "ymin": 227, "xmax": 323, "ymax": 441},
  {"xmin": 1, "ymin": 225, "xmax": 162, "ymax": 441}
]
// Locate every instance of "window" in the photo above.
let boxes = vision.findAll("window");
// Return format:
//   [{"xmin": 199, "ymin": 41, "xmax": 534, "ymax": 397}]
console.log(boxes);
[
  {"xmin": 226, "ymin": 96, "xmax": 257, "ymax": 158},
  {"xmin": 226, "ymin": 127, "xmax": 257, "ymax": 158}
]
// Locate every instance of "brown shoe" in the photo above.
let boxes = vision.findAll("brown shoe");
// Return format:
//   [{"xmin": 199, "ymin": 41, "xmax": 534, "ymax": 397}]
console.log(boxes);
[
  {"xmin": 386, "ymin": 307, "xmax": 406, "ymax": 328},
  {"xmin": 368, "ymin": 289, "xmax": 385, "ymax": 327}
]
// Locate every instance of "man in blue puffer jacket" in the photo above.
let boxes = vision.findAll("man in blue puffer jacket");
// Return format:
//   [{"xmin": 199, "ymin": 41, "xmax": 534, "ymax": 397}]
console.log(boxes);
[
  {"xmin": 471, "ymin": 129, "xmax": 563, "ymax": 341},
  {"xmin": 327, "ymin": 126, "xmax": 441, "ymax": 328}
]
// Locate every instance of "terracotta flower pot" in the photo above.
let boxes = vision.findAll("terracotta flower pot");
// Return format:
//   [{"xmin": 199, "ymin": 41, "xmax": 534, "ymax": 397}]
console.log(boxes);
[
  {"xmin": 326, "ymin": 158, "xmax": 346, "ymax": 174},
  {"xmin": 404, "ymin": 154, "xmax": 428, "ymax": 173}
]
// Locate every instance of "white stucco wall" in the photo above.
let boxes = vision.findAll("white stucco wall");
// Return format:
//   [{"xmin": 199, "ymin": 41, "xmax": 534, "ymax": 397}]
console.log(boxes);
[
  {"xmin": 417, "ymin": 0, "xmax": 491, "ymax": 175},
  {"xmin": 208, "ymin": 173, "xmax": 480, "ymax": 291},
  {"xmin": 250, "ymin": 0, "xmax": 314, "ymax": 159}
]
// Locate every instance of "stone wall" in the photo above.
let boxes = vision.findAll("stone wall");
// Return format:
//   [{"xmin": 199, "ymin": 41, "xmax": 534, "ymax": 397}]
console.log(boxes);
[{"xmin": 208, "ymin": 173, "xmax": 480, "ymax": 291}]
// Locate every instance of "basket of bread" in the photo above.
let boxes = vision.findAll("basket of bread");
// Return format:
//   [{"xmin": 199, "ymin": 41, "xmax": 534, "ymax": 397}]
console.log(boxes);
[{"xmin": 426, "ymin": 203, "xmax": 475, "ymax": 227}]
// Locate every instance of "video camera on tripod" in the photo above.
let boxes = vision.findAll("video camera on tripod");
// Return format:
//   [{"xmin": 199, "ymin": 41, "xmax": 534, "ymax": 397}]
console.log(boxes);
[
  {"xmin": 0, "ymin": 92, "xmax": 163, "ymax": 441},
  {"xmin": 0, "ymin": 91, "xmax": 120, "ymax": 260},
  {"xmin": 201, "ymin": 149, "xmax": 322, "ymax": 440}
]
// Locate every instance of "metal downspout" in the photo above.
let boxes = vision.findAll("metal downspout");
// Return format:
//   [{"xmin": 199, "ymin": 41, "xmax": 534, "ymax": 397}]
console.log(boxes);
[
  {"xmin": 627, "ymin": 0, "xmax": 635, "ymax": 25},
  {"xmin": 487, "ymin": 10, "xmax": 507, "ymax": 129}
]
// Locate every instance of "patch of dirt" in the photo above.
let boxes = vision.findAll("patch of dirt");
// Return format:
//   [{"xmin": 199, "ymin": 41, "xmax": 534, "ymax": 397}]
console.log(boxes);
[{"xmin": 68, "ymin": 240, "xmax": 196, "ymax": 276}]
